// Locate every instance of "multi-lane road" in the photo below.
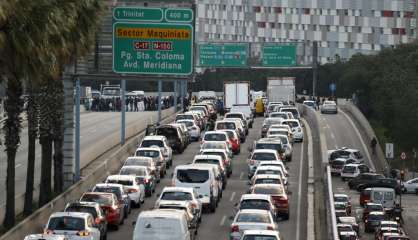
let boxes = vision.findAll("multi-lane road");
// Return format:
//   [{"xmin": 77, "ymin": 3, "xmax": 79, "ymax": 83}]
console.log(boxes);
[{"xmin": 107, "ymin": 116, "xmax": 310, "ymax": 240}]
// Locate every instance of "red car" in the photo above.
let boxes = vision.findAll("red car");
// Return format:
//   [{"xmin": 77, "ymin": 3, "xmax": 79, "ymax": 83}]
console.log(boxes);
[
  {"xmin": 360, "ymin": 188, "xmax": 372, "ymax": 207},
  {"xmin": 80, "ymin": 192, "xmax": 124, "ymax": 228},
  {"xmin": 221, "ymin": 129, "xmax": 241, "ymax": 154}
]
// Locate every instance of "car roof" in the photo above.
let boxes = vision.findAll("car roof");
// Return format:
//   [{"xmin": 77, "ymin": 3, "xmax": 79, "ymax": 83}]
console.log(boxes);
[
  {"xmin": 94, "ymin": 183, "xmax": 124, "ymax": 189},
  {"xmin": 257, "ymin": 138, "xmax": 282, "ymax": 143},
  {"xmin": 369, "ymin": 211, "xmax": 385, "ymax": 215},
  {"xmin": 204, "ymin": 131, "xmax": 227, "ymax": 135},
  {"xmin": 254, "ymin": 174, "xmax": 282, "ymax": 179},
  {"xmin": 106, "ymin": 175, "xmax": 137, "ymax": 180},
  {"xmin": 371, "ymin": 187, "xmax": 395, "ymax": 192},
  {"xmin": 175, "ymin": 164, "xmax": 215, "ymax": 171},
  {"xmin": 66, "ymin": 201, "xmax": 100, "ymax": 208},
  {"xmin": 253, "ymin": 149, "xmax": 278, "ymax": 154},
  {"xmin": 161, "ymin": 187, "xmax": 194, "ymax": 193},
  {"xmin": 380, "ymin": 221, "xmax": 398, "ymax": 225},
  {"xmin": 135, "ymin": 147, "xmax": 161, "ymax": 152},
  {"xmin": 240, "ymin": 194, "xmax": 271, "ymax": 201},
  {"xmin": 126, "ymin": 156, "xmax": 153, "ymax": 161},
  {"xmin": 201, "ymin": 149, "xmax": 227, "ymax": 153},
  {"xmin": 334, "ymin": 194, "xmax": 349, "ymax": 198},
  {"xmin": 194, "ymin": 155, "xmax": 223, "ymax": 161},
  {"xmin": 121, "ymin": 165, "xmax": 148, "ymax": 170},
  {"xmin": 139, "ymin": 209, "xmax": 187, "ymax": 219},
  {"xmin": 50, "ymin": 212, "xmax": 90, "ymax": 219},
  {"xmin": 242, "ymin": 230, "xmax": 280, "ymax": 237},
  {"xmin": 142, "ymin": 136, "xmax": 165, "ymax": 141},
  {"xmin": 177, "ymin": 119, "xmax": 195, "ymax": 122},
  {"xmin": 256, "ymin": 166, "xmax": 282, "ymax": 170}
]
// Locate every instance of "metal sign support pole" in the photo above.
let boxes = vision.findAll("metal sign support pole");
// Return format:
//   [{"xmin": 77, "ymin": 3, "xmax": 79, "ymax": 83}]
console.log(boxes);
[
  {"xmin": 121, "ymin": 79, "xmax": 126, "ymax": 145},
  {"xmin": 173, "ymin": 80, "xmax": 177, "ymax": 111},
  {"xmin": 180, "ymin": 81, "xmax": 184, "ymax": 112},
  {"xmin": 75, "ymin": 78, "xmax": 81, "ymax": 182},
  {"xmin": 158, "ymin": 79, "xmax": 162, "ymax": 123}
]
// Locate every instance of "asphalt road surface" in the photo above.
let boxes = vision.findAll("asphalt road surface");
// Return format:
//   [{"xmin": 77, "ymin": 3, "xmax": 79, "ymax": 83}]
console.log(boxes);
[
  {"xmin": 107, "ymin": 116, "xmax": 309, "ymax": 240},
  {"xmin": 0, "ymin": 111, "xmax": 164, "ymax": 205},
  {"xmin": 316, "ymin": 107, "xmax": 418, "ymax": 239}
]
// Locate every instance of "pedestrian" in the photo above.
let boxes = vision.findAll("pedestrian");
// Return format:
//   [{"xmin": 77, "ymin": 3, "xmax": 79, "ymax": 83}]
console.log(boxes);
[
  {"xmin": 134, "ymin": 97, "xmax": 139, "ymax": 111},
  {"xmin": 370, "ymin": 137, "xmax": 377, "ymax": 155}
]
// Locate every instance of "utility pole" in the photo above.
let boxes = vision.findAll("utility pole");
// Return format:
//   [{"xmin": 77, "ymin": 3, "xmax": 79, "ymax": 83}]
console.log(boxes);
[{"xmin": 312, "ymin": 41, "xmax": 318, "ymax": 97}]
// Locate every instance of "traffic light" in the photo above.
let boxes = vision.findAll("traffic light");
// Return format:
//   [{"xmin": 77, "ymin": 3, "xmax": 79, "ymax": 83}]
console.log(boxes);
[{"xmin": 400, "ymin": 170, "xmax": 405, "ymax": 181}]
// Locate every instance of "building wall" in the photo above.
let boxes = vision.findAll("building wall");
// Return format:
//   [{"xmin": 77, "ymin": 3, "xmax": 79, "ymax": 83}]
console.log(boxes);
[{"xmin": 195, "ymin": 0, "xmax": 416, "ymax": 64}]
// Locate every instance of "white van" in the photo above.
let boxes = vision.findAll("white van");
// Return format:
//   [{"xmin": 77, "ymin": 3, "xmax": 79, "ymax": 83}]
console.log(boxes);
[
  {"xmin": 133, "ymin": 209, "xmax": 193, "ymax": 240},
  {"xmin": 370, "ymin": 187, "xmax": 396, "ymax": 210},
  {"xmin": 173, "ymin": 164, "xmax": 219, "ymax": 213}
]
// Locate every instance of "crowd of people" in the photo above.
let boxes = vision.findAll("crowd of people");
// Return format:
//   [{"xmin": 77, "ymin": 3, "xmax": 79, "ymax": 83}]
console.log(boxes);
[{"xmin": 89, "ymin": 95, "xmax": 182, "ymax": 112}]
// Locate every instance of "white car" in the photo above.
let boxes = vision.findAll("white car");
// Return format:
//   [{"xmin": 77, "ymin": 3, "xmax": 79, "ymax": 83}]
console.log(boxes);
[
  {"xmin": 105, "ymin": 175, "xmax": 145, "ymax": 207},
  {"xmin": 281, "ymin": 119, "xmax": 304, "ymax": 142},
  {"xmin": 202, "ymin": 131, "xmax": 230, "ymax": 146},
  {"xmin": 340, "ymin": 164, "xmax": 370, "ymax": 181},
  {"xmin": 123, "ymin": 156, "xmax": 159, "ymax": 182},
  {"xmin": 267, "ymin": 135, "xmax": 292, "ymax": 161},
  {"xmin": 402, "ymin": 178, "xmax": 418, "ymax": 193},
  {"xmin": 229, "ymin": 209, "xmax": 278, "ymax": 240},
  {"xmin": 24, "ymin": 235, "xmax": 67, "ymax": 240},
  {"xmin": 240, "ymin": 230, "xmax": 282, "ymax": 240},
  {"xmin": 139, "ymin": 135, "xmax": 173, "ymax": 167},
  {"xmin": 200, "ymin": 140, "xmax": 233, "ymax": 158},
  {"xmin": 268, "ymin": 112, "xmax": 289, "ymax": 119},
  {"xmin": 266, "ymin": 128, "xmax": 293, "ymax": 143},
  {"xmin": 155, "ymin": 186, "xmax": 203, "ymax": 223},
  {"xmin": 321, "ymin": 100, "xmax": 338, "ymax": 114},
  {"xmin": 200, "ymin": 148, "xmax": 232, "ymax": 177},
  {"xmin": 176, "ymin": 119, "xmax": 201, "ymax": 141},
  {"xmin": 135, "ymin": 147, "xmax": 166, "ymax": 178},
  {"xmin": 44, "ymin": 212, "xmax": 100, "ymax": 240},
  {"xmin": 328, "ymin": 147, "xmax": 363, "ymax": 162},
  {"xmin": 247, "ymin": 149, "xmax": 280, "ymax": 178},
  {"xmin": 253, "ymin": 166, "xmax": 288, "ymax": 185},
  {"xmin": 258, "ymin": 161, "xmax": 289, "ymax": 177}
]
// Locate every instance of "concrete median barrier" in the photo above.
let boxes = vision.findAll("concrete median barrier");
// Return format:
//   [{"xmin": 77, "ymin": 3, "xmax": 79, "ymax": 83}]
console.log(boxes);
[{"xmin": 0, "ymin": 107, "xmax": 180, "ymax": 240}]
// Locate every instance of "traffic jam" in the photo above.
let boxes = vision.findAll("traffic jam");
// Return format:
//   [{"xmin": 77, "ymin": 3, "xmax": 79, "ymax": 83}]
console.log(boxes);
[{"xmin": 24, "ymin": 96, "xmax": 302, "ymax": 240}]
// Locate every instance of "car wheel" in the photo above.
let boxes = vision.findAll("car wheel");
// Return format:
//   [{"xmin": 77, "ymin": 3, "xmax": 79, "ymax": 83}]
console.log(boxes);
[
  {"xmin": 114, "ymin": 224, "xmax": 119, "ymax": 230},
  {"xmin": 415, "ymin": 188, "xmax": 418, "ymax": 195},
  {"xmin": 102, "ymin": 232, "xmax": 107, "ymax": 240},
  {"xmin": 210, "ymin": 199, "xmax": 216, "ymax": 213}
]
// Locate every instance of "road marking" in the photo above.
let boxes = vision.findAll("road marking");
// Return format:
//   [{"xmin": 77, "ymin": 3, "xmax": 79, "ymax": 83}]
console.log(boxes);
[
  {"xmin": 14, "ymin": 164, "xmax": 22, "ymax": 169},
  {"xmin": 295, "ymin": 131, "xmax": 305, "ymax": 240},
  {"xmin": 220, "ymin": 215, "xmax": 227, "ymax": 226},
  {"xmin": 330, "ymin": 132, "xmax": 335, "ymax": 139},
  {"xmin": 239, "ymin": 172, "xmax": 244, "ymax": 180},
  {"xmin": 229, "ymin": 192, "xmax": 236, "ymax": 202},
  {"xmin": 334, "ymin": 144, "xmax": 338, "ymax": 149},
  {"xmin": 339, "ymin": 110, "xmax": 375, "ymax": 171}
]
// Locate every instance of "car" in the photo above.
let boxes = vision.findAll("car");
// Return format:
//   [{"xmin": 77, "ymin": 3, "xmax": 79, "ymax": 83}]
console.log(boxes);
[
  {"xmin": 200, "ymin": 148, "xmax": 232, "ymax": 177},
  {"xmin": 251, "ymin": 174, "xmax": 283, "ymax": 187},
  {"xmin": 176, "ymin": 119, "xmax": 201, "ymax": 141},
  {"xmin": 139, "ymin": 135, "xmax": 173, "ymax": 167},
  {"xmin": 225, "ymin": 112, "xmax": 249, "ymax": 128},
  {"xmin": 123, "ymin": 156, "xmax": 160, "ymax": 182},
  {"xmin": 375, "ymin": 227, "xmax": 403, "ymax": 240},
  {"xmin": 384, "ymin": 234, "xmax": 410, "ymax": 240},
  {"xmin": 239, "ymin": 230, "xmax": 282, "ymax": 240},
  {"xmin": 268, "ymin": 112, "xmax": 289, "ymax": 119},
  {"xmin": 253, "ymin": 166, "xmax": 288, "ymax": 185},
  {"xmin": 328, "ymin": 147, "xmax": 363, "ymax": 162},
  {"xmin": 337, "ymin": 216, "xmax": 359, "ymax": 236},
  {"xmin": 337, "ymin": 223, "xmax": 354, "ymax": 233},
  {"xmin": 330, "ymin": 159, "xmax": 349, "ymax": 176},
  {"xmin": 267, "ymin": 128, "xmax": 293, "ymax": 143},
  {"xmin": 215, "ymin": 120, "xmax": 246, "ymax": 143},
  {"xmin": 303, "ymin": 100, "xmax": 316, "ymax": 109},
  {"xmin": 249, "ymin": 138, "xmax": 284, "ymax": 160},
  {"xmin": 266, "ymin": 135, "xmax": 292, "ymax": 161},
  {"xmin": 281, "ymin": 119, "xmax": 304, "ymax": 142},
  {"xmin": 193, "ymin": 155, "xmax": 227, "ymax": 189},
  {"xmin": 249, "ymin": 184, "xmax": 289, "ymax": 220},
  {"xmin": 119, "ymin": 166, "xmax": 156, "ymax": 197},
  {"xmin": 341, "ymin": 163, "xmax": 370, "ymax": 180},
  {"xmin": 356, "ymin": 178, "xmax": 401, "ymax": 194},
  {"xmin": 170, "ymin": 123, "xmax": 191, "ymax": 146},
  {"xmin": 135, "ymin": 147, "xmax": 166, "ymax": 178},
  {"xmin": 258, "ymin": 161, "xmax": 289, "ymax": 177},
  {"xmin": 105, "ymin": 175, "xmax": 145, "ymax": 207},
  {"xmin": 155, "ymin": 124, "xmax": 187, "ymax": 153},
  {"xmin": 155, "ymin": 187, "xmax": 203, "ymax": 223},
  {"xmin": 338, "ymin": 231, "xmax": 359, "ymax": 240},
  {"xmin": 133, "ymin": 209, "xmax": 195, "ymax": 240},
  {"xmin": 279, "ymin": 107, "xmax": 300, "ymax": 119},
  {"xmin": 320, "ymin": 100, "xmax": 338, "ymax": 114},
  {"xmin": 402, "ymin": 177, "xmax": 418, "ymax": 193},
  {"xmin": 364, "ymin": 211, "xmax": 386, "ymax": 232},
  {"xmin": 362, "ymin": 202, "xmax": 384, "ymax": 221},
  {"xmin": 335, "ymin": 202, "xmax": 351, "ymax": 216},
  {"xmin": 202, "ymin": 131, "xmax": 231, "ymax": 149},
  {"xmin": 200, "ymin": 141, "xmax": 233, "ymax": 158},
  {"xmin": 261, "ymin": 118, "xmax": 284, "ymax": 137},
  {"xmin": 220, "ymin": 129, "xmax": 241, "ymax": 154},
  {"xmin": 44, "ymin": 212, "xmax": 101, "ymax": 239},
  {"xmin": 348, "ymin": 173, "xmax": 385, "ymax": 189},
  {"xmin": 229, "ymin": 105, "xmax": 254, "ymax": 128},
  {"xmin": 334, "ymin": 194, "xmax": 351, "ymax": 215},
  {"xmin": 79, "ymin": 192, "xmax": 124, "ymax": 228},
  {"xmin": 235, "ymin": 194, "xmax": 278, "ymax": 220},
  {"xmin": 229, "ymin": 209, "xmax": 278, "ymax": 240},
  {"xmin": 176, "ymin": 113, "xmax": 200, "ymax": 128},
  {"xmin": 247, "ymin": 149, "xmax": 280, "ymax": 178},
  {"xmin": 92, "ymin": 183, "xmax": 131, "ymax": 218},
  {"xmin": 155, "ymin": 201, "xmax": 199, "ymax": 232},
  {"xmin": 64, "ymin": 201, "xmax": 107, "ymax": 240},
  {"xmin": 24, "ymin": 235, "xmax": 67, "ymax": 240},
  {"xmin": 173, "ymin": 164, "xmax": 220, "ymax": 213}
]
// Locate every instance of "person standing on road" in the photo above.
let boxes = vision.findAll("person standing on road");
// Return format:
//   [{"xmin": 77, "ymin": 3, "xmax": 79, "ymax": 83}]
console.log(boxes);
[{"xmin": 370, "ymin": 137, "xmax": 377, "ymax": 155}]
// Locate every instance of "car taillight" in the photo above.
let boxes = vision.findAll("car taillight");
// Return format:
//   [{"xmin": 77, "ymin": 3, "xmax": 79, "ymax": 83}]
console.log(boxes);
[
  {"xmin": 272, "ymin": 196, "xmax": 288, "ymax": 206},
  {"xmin": 77, "ymin": 230, "xmax": 90, "ymax": 236},
  {"xmin": 144, "ymin": 178, "xmax": 150, "ymax": 184},
  {"xmin": 44, "ymin": 229, "xmax": 54, "ymax": 235},
  {"xmin": 231, "ymin": 225, "xmax": 239, "ymax": 232},
  {"xmin": 250, "ymin": 160, "xmax": 256, "ymax": 165},
  {"xmin": 267, "ymin": 226, "xmax": 274, "ymax": 230},
  {"xmin": 191, "ymin": 203, "xmax": 197, "ymax": 209},
  {"xmin": 95, "ymin": 217, "xmax": 101, "ymax": 225},
  {"xmin": 128, "ymin": 189, "xmax": 138, "ymax": 193}
]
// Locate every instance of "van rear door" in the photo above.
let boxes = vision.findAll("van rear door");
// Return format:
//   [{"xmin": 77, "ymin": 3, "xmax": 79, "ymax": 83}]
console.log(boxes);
[{"xmin": 175, "ymin": 169, "xmax": 211, "ymax": 198}]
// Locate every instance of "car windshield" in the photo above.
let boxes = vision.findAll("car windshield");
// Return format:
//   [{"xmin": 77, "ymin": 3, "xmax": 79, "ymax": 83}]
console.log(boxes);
[
  {"xmin": 216, "ymin": 122, "xmax": 236, "ymax": 130},
  {"xmin": 136, "ymin": 150, "xmax": 159, "ymax": 158},
  {"xmin": 367, "ymin": 205, "xmax": 383, "ymax": 211},
  {"xmin": 276, "ymin": 136, "xmax": 288, "ymax": 144},
  {"xmin": 343, "ymin": 166, "xmax": 356, "ymax": 173},
  {"xmin": 335, "ymin": 203, "xmax": 346, "ymax": 210},
  {"xmin": 124, "ymin": 159, "xmax": 150, "ymax": 167},
  {"xmin": 368, "ymin": 214, "xmax": 385, "ymax": 221},
  {"xmin": 334, "ymin": 196, "xmax": 348, "ymax": 202},
  {"xmin": 252, "ymin": 153, "xmax": 276, "ymax": 160},
  {"xmin": 339, "ymin": 235, "xmax": 357, "ymax": 240},
  {"xmin": 338, "ymin": 226, "xmax": 353, "ymax": 232},
  {"xmin": 255, "ymin": 178, "xmax": 281, "ymax": 185},
  {"xmin": 80, "ymin": 194, "xmax": 112, "ymax": 205},
  {"xmin": 195, "ymin": 159, "xmax": 220, "ymax": 165},
  {"xmin": 65, "ymin": 206, "xmax": 97, "ymax": 218},
  {"xmin": 141, "ymin": 140, "xmax": 163, "ymax": 148},
  {"xmin": 253, "ymin": 186, "xmax": 283, "ymax": 195},
  {"xmin": 240, "ymin": 200, "xmax": 270, "ymax": 210},
  {"xmin": 257, "ymin": 169, "xmax": 280, "ymax": 175},
  {"xmin": 282, "ymin": 109, "xmax": 299, "ymax": 118},
  {"xmin": 243, "ymin": 235, "xmax": 277, "ymax": 240},
  {"xmin": 202, "ymin": 142, "xmax": 225, "ymax": 149},
  {"xmin": 255, "ymin": 143, "xmax": 282, "ymax": 152},
  {"xmin": 236, "ymin": 212, "xmax": 271, "ymax": 223},
  {"xmin": 226, "ymin": 114, "xmax": 243, "ymax": 119},
  {"xmin": 204, "ymin": 134, "xmax": 227, "ymax": 141},
  {"xmin": 48, "ymin": 217, "xmax": 85, "ymax": 231},
  {"xmin": 106, "ymin": 179, "xmax": 133, "ymax": 186},
  {"xmin": 284, "ymin": 121, "xmax": 299, "ymax": 128},
  {"xmin": 270, "ymin": 113, "xmax": 287, "ymax": 119},
  {"xmin": 93, "ymin": 186, "xmax": 122, "ymax": 199},
  {"xmin": 269, "ymin": 130, "xmax": 287, "ymax": 135},
  {"xmin": 161, "ymin": 191, "xmax": 192, "ymax": 201},
  {"xmin": 202, "ymin": 152, "xmax": 226, "ymax": 160},
  {"xmin": 176, "ymin": 115, "xmax": 193, "ymax": 121},
  {"xmin": 156, "ymin": 127, "xmax": 178, "ymax": 138},
  {"xmin": 120, "ymin": 167, "xmax": 147, "ymax": 176},
  {"xmin": 177, "ymin": 169, "xmax": 209, "ymax": 183},
  {"xmin": 178, "ymin": 121, "xmax": 194, "ymax": 127}
]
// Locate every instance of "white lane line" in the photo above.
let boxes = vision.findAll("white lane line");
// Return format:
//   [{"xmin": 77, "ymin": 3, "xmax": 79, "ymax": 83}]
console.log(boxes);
[
  {"xmin": 229, "ymin": 192, "xmax": 236, "ymax": 202},
  {"xmin": 15, "ymin": 164, "xmax": 22, "ymax": 169},
  {"xmin": 295, "ymin": 133, "xmax": 305, "ymax": 240},
  {"xmin": 220, "ymin": 215, "xmax": 227, "ymax": 226},
  {"xmin": 339, "ymin": 110, "xmax": 375, "ymax": 171},
  {"xmin": 239, "ymin": 172, "xmax": 244, "ymax": 180},
  {"xmin": 330, "ymin": 132, "xmax": 335, "ymax": 139}
]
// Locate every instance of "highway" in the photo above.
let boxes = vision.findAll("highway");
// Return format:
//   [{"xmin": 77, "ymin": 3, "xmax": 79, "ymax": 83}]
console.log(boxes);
[
  {"xmin": 107, "ymin": 116, "xmax": 310, "ymax": 240},
  {"xmin": 315, "ymin": 106, "xmax": 418, "ymax": 239},
  {"xmin": 0, "ymin": 110, "xmax": 168, "ymax": 205}
]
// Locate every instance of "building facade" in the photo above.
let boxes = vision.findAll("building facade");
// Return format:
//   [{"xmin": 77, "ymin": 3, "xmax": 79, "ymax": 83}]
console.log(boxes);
[{"xmin": 195, "ymin": 0, "xmax": 417, "ymax": 64}]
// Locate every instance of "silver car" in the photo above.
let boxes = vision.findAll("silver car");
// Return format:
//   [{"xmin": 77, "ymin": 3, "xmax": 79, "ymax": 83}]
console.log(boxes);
[
  {"xmin": 320, "ymin": 100, "xmax": 338, "ymax": 114},
  {"xmin": 229, "ymin": 209, "xmax": 278, "ymax": 240}
]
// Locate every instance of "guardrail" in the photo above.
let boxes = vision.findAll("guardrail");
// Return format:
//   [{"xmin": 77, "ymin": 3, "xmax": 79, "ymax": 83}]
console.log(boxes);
[{"xmin": 326, "ymin": 165, "xmax": 339, "ymax": 240}]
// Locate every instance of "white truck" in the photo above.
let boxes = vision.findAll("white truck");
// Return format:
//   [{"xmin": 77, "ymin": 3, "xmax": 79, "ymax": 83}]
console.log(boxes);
[
  {"xmin": 267, "ymin": 77, "xmax": 295, "ymax": 104},
  {"xmin": 224, "ymin": 82, "xmax": 250, "ymax": 111}
]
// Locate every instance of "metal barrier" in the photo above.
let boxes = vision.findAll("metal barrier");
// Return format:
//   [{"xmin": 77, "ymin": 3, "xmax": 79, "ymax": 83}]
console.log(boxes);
[{"xmin": 326, "ymin": 165, "xmax": 339, "ymax": 240}]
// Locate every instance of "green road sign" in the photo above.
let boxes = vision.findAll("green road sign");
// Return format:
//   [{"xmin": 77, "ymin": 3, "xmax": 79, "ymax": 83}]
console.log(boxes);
[
  {"xmin": 165, "ymin": 8, "xmax": 193, "ymax": 22},
  {"xmin": 113, "ymin": 7, "xmax": 163, "ymax": 22},
  {"xmin": 198, "ymin": 43, "xmax": 248, "ymax": 67},
  {"xmin": 262, "ymin": 44, "xmax": 297, "ymax": 67},
  {"xmin": 113, "ymin": 22, "xmax": 193, "ymax": 75}
]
